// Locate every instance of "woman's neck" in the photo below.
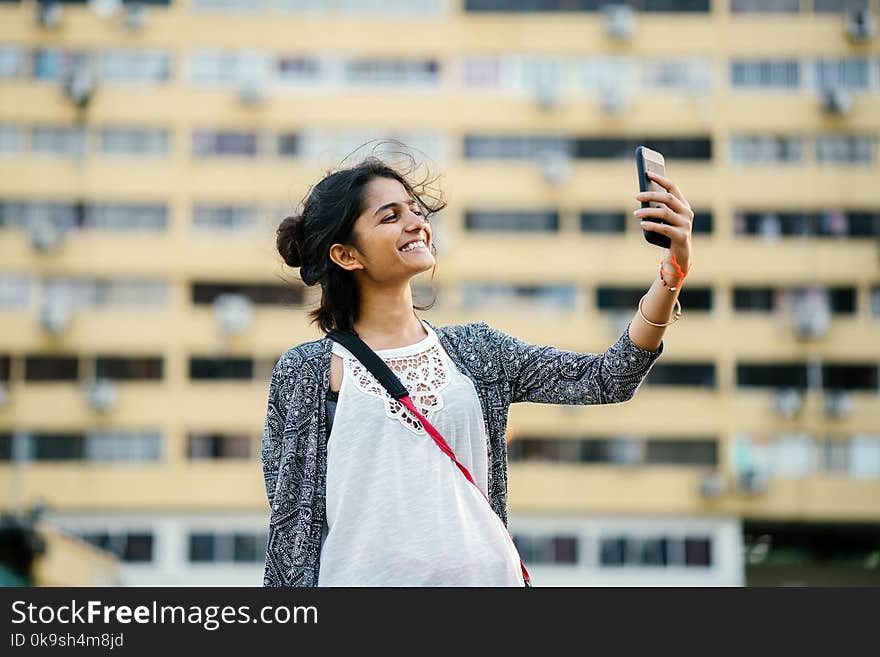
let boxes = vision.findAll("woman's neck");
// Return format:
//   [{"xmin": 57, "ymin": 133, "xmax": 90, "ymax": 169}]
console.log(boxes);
[{"xmin": 352, "ymin": 285, "xmax": 427, "ymax": 350}]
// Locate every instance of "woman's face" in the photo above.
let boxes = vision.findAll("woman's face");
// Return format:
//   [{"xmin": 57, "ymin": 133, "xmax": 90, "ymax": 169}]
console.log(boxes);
[{"xmin": 329, "ymin": 176, "xmax": 435, "ymax": 283}]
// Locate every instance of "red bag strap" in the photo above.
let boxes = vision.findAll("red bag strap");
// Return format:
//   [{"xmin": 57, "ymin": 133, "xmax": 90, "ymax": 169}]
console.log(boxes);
[{"xmin": 397, "ymin": 395, "xmax": 532, "ymax": 587}]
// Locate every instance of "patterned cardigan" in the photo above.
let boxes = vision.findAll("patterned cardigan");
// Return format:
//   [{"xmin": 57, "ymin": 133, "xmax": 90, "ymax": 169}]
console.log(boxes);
[{"xmin": 261, "ymin": 318, "xmax": 664, "ymax": 587}]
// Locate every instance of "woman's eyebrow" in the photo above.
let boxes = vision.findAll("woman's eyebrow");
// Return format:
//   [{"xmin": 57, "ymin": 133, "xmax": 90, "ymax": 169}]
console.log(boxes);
[{"xmin": 372, "ymin": 198, "xmax": 417, "ymax": 218}]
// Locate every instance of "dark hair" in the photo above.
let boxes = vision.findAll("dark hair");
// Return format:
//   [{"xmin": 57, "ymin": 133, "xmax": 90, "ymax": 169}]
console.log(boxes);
[{"xmin": 276, "ymin": 145, "xmax": 447, "ymax": 335}]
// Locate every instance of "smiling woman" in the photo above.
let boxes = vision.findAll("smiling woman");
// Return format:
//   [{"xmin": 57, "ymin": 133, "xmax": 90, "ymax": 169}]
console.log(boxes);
[{"xmin": 263, "ymin": 141, "xmax": 667, "ymax": 588}]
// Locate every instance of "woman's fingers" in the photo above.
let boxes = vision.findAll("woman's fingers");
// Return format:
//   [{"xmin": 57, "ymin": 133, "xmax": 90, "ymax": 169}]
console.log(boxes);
[
  {"xmin": 646, "ymin": 171, "xmax": 687, "ymax": 205},
  {"xmin": 639, "ymin": 219, "xmax": 689, "ymax": 243},
  {"xmin": 633, "ymin": 204, "xmax": 690, "ymax": 228}
]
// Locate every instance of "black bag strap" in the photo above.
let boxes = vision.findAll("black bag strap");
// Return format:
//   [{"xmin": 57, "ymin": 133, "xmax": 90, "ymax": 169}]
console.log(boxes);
[{"xmin": 327, "ymin": 330, "xmax": 409, "ymax": 400}]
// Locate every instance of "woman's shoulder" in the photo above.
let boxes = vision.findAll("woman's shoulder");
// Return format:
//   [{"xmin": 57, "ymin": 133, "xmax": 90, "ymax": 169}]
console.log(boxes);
[
  {"xmin": 425, "ymin": 319, "xmax": 505, "ymax": 349},
  {"xmin": 273, "ymin": 335, "xmax": 332, "ymax": 375}
]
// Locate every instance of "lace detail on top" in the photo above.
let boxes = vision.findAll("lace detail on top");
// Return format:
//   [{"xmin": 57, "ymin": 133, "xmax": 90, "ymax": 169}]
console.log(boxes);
[{"xmin": 333, "ymin": 321, "xmax": 450, "ymax": 436}]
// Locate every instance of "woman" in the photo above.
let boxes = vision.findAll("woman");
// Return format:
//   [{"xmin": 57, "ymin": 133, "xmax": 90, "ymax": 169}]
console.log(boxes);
[{"xmin": 262, "ymin": 152, "xmax": 693, "ymax": 587}]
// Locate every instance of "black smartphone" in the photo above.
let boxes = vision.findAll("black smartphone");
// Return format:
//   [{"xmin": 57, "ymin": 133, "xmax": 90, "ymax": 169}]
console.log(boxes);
[{"xmin": 635, "ymin": 145, "xmax": 671, "ymax": 249}]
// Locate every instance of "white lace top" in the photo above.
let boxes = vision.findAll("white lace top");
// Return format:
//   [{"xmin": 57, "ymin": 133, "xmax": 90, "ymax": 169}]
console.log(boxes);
[{"xmin": 317, "ymin": 319, "xmax": 525, "ymax": 586}]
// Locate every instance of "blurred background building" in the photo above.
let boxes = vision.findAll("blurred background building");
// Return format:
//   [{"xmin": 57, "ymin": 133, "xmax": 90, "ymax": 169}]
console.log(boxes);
[{"xmin": 1, "ymin": 0, "xmax": 879, "ymax": 586}]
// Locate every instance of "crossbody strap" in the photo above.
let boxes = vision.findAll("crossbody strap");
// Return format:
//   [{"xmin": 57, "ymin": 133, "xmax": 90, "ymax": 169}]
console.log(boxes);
[{"xmin": 328, "ymin": 329, "xmax": 532, "ymax": 588}]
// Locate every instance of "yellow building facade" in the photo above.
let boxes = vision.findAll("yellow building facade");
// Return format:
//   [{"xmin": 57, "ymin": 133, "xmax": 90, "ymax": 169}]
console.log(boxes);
[{"xmin": 1, "ymin": 0, "xmax": 879, "ymax": 585}]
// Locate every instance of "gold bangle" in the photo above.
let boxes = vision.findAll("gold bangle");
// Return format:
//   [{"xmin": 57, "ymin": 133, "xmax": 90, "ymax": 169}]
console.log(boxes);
[{"xmin": 638, "ymin": 293, "xmax": 682, "ymax": 327}]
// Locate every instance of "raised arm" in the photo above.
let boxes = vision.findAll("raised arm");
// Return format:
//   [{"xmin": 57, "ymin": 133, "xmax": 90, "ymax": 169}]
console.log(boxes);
[{"xmin": 484, "ymin": 320, "xmax": 663, "ymax": 405}]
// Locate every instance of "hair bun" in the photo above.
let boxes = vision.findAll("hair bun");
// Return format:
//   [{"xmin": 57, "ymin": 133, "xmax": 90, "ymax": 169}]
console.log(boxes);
[{"xmin": 276, "ymin": 214, "xmax": 306, "ymax": 268}]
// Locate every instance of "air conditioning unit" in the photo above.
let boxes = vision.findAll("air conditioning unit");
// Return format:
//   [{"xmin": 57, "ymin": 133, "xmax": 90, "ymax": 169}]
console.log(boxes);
[
  {"xmin": 792, "ymin": 290, "xmax": 831, "ymax": 339},
  {"xmin": 37, "ymin": 1, "xmax": 63, "ymax": 28},
  {"xmin": 40, "ymin": 301, "xmax": 71, "ymax": 335},
  {"xmin": 823, "ymin": 390, "xmax": 853, "ymax": 419},
  {"xmin": 124, "ymin": 2, "xmax": 148, "ymax": 31},
  {"xmin": 27, "ymin": 216, "xmax": 64, "ymax": 252},
  {"xmin": 534, "ymin": 77, "xmax": 561, "ymax": 112},
  {"xmin": 845, "ymin": 8, "xmax": 877, "ymax": 43},
  {"xmin": 238, "ymin": 79, "xmax": 267, "ymax": 106},
  {"xmin": 85, "ymin": 378, "xmax": 117, "ymax": 413},
  {"xmin": 820, "ymin": 86, "xmax": 853, "ymax": 116},
  {"xmin": 536, "ymin": 150, "xmax": 572, "ymax": 187},
  {"xmin": 63, "ymin": 65, "xmax": 96, "ymax": 108},
  {"xmin": 736, "ymin": 469, "xmax": 767, "ymax": 495},
  {"xmin": 214, "ymin": 293, "xmax": 253, "ymax": 335},
  {"xmin": 601, "ymin": 4, "xmax": 637, "ymax": 41},
  {"xmin": 698, "ymin": 471, "xmax": 727, "ymax": 499},
  {"xmin": 774, "ymin": 387, "xmax": 803, "ymax": 419},
  {"xmin": 599, "ymin": 84, "xmax": 630, "ymax": 116}
]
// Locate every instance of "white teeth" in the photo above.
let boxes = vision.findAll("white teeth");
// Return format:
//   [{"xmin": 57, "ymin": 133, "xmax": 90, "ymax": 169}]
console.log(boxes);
[{"xmin": 400, "ymin": 240, "xmax": 426, "ymax": 253}]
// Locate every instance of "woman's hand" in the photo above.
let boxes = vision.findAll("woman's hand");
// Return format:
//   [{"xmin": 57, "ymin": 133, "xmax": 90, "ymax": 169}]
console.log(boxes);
[{"xmin": 634, "ymin": 171, "xmax": 694, "ymax": 278}]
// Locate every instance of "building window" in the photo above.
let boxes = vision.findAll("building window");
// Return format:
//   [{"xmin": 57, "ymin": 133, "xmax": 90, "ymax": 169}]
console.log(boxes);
[
  {"xmin": 734, "ymin": 210, "xmax": 879, "ymax": 238},
  {"xmin": 32, "ymin": 49, "xmax": 90, "ymax": 82},
  {"xmin": 0, "ymin": 46, "xmax": 24, "ymax": 78},
  {"xmin": 573, "ymin": 137, "xmax": 712, "ymax": 160},
  {"xmin": 815, "ymin": 57, "xmax": 870, "ymax": 91},
  {"xmin": 596, "ymin": 286, "xmax": 712, "ymax": 312},
  {"xmin": 0, "ymin": 274, "xmax": 33, "ymax": 308},
  {"xmin": 813, "ymin": 0, "xmax": 869, "ymax": 14},
  {"xmin": 0, "ymin": 125, "xmax": 21, "ymax": 156},
  {"xmin": 84, "ymin": 431, "xmax": 161, "ymax": 462},
  {"xmin": 642, "ymin": 57, "xmax": 711, "ymax": 91},
  {"xmin": 80, "ymin": 532, "xmax": 154, "ymax": 563},
  {"xmin": 512, "ymin": 534, "xmax": 578, "ymax": 565},
  {"xmin": 192, "ymin": 205, "xmax": 261, "ymax": 232},
  {"xmin": 188, "ymin": 532, "xmax": 266, "ymax": 563},
  {"xmin": 277, "ymin": 133, "xmax": 299, "ymax": 157},
  {"xmin": 730, "ymin": 59, "xmax": 801, "ymax": 89},
  {"xmin": 191, "ymin": 282, "xmax": 303, "ymax": 305},
  {"xmin": 99, "ymin": 49, "xmax": 171, "ymax": 84},
  {"xmin": 28, "ymin": 433, "xmax": 84, "ymax": 460},
  {"xmin": 645, "ymin": 363, "xmax": 716, "ymax": 387},
  {"xmin": 189, "ymin": 357, "xmax": 253, "ymax": 380},
  {"xmin": 690, "ymin": 210, "xmax": 712, "ymax": 234},
  {"xmin": 30, "ymin": 126, "xmax": 87, "ymax": 159},
  {"xmin": 822, "ymin": 364, "xmax": 878, "ymax": 391},
  {"xmin": 43, "ymin": 278, "xmax": 169, "ymax": 308},
  {"xmin": 463, "ymin": 135, "xmax": 569, "ymax": 159},
  {"xmin": 190, "ymin": 50, "xmax": 270, "ymax": 87},
  {"xmin": 599, "ymin": 535, "xmax": 712, "ymax": 567},
  {"xmin": 0, "ymin": 434, "xmax": 11, "ymax": 461},
  {"xmin": 734, "ymin": 286, "xmax": 856, "ymax": 314},
  {"xmin": 95, "ymin": 357, "xmax": 163, "ymax": 381},
  {"xmin": 580, "ymin": 211, "xmax": 626, "ymax": 233},
  {"xmin": 509, "ymin": 437, "xmax": 718, "ymax": 466},
  {"xmin": 191, "ymin": 130, "xmax": 259, "ymax": 157},
  {"xmin": 83, "ymin": 204, "xmax": 168, "ymax": 231},
  {"xmin": 730, "ymin": 0, "xmax": 800, "ymax": 11},
  {"xmin": 100, "ymin": 127, "xmax": 170, "ymax": 157},
  {"xmin": 815, "ymin": 134, "xmax": 873, "ymax": 164},
  {"xmin": 461, "ymin": 283, "xmax": 576, "ymax": 311},
  {"xmin": 464, "ymin": 210, "xmax": 559, "ymax": 232},
  {"xmin": 188, "ymin": 433, "xmax": 252, "ymax": 460},
  {"xmin": 736, "ymin": 363, "xmax": 808, "ymax": 389},
  {"xmin": 344, "ymin": 58, "xmax": 440, "ymax": 86},
  {"xmin": 276, "ymin": 57, "xmax": 322, "ymax": 86},
  {"xmin": 24, "ymin": 356, "xmax": 79, "ymax": 381},
  {"xmin": 730, "ymin": 135, "xmax": 802, "ymax": 164}
]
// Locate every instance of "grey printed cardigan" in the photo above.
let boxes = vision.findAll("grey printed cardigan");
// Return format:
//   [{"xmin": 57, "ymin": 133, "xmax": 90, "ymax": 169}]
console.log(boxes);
[{"xmin": 261, "ymin": 318, "xmax": 664, "ymax": 587}]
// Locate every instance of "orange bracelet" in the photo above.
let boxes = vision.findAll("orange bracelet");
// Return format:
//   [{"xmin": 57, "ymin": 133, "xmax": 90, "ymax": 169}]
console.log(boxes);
[{"xmin": 659, "ymin": 254, "xmax": 692, "ymax": 292}]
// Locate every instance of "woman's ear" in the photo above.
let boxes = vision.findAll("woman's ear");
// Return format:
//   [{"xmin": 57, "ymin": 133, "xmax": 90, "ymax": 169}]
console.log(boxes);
[{"xmin": 329, "ymin": 243, "xmax": 365, "ymax": 272}]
